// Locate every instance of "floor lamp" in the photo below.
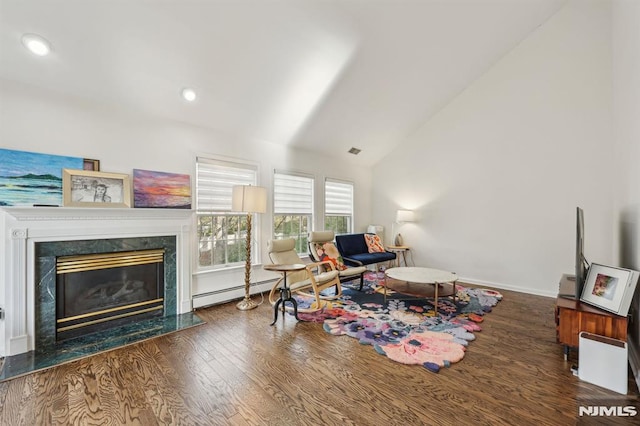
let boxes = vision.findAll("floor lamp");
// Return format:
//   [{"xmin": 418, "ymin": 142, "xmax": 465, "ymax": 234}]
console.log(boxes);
[{"xmin": 232, "ymin": 185, "xmax": 267, "ymax": 310}]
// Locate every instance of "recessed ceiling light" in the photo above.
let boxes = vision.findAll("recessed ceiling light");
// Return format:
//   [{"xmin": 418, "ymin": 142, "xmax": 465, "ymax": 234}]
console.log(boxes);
[
  {"xmin": 181, "ymin": 88, "xmax": 197, "ymax": 102},
  {"xmin": 21, "ymin": 33, "xmax": 51, "ymax": 56}
]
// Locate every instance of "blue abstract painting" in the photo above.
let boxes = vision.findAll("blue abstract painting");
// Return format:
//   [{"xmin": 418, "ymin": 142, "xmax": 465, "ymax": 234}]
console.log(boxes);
[{"xmin": 0, "ymin": 148, "xmax": 84, "ymax": 206}]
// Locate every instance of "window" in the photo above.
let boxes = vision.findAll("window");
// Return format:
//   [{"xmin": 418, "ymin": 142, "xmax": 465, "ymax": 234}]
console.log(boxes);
[
  {"xmin": 196, "ymin": 157, "xmax": 258, "ymax": 269},
  {"xmin": 324, "ymin": 178, "xmax": 353, "ymax": 235},
  {"xmin": 273, "ymin": 171, "xmax": 313, "ymax": 254}
]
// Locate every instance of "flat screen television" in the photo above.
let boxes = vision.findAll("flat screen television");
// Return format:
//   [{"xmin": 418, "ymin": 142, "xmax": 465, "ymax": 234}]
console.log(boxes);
[
  {"xmin": 561, "ymin": 207, "xmax": 590, "ymax": 299},
  {"xmin": 573, "ymin": 206, "xmax": 589, "ymax": 299}
]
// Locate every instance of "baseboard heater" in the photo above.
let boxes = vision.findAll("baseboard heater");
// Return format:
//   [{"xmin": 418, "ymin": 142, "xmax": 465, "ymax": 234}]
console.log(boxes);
[
  {"xmin": 578, "ymin": 331, "xmax": 628, "ymax": 394},
  {"xmin": 192, "ymin": 279, "xmax": 276, "ymax": 309}
]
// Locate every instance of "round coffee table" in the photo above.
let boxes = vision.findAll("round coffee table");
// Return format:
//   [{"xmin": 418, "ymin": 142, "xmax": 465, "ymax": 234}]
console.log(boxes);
[{"xmin": 384, "ymin": 267, "xmax": 458, "ymax": 307}]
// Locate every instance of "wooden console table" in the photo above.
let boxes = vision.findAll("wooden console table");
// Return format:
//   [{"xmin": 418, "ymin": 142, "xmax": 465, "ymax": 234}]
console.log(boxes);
[{"xmin": 555, "ymin": 296, "xmax": 627, "ymax": 360}]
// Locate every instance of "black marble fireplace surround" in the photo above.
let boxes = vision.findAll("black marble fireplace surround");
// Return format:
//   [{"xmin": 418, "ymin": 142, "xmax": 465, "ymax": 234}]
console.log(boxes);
[{"xmin": 0, "ymin": 235, "xmax": 203, "ymax": 381}]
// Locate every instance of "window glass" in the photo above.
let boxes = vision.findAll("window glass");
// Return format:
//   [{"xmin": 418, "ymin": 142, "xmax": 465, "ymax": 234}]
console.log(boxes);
[
  {"xmin": 325, "ymin": 179, "xmax": 353, "ymax": 235},
  {"xmin": 273, "ymin": 171, "xmax": 313, "ymax": 254},
  {"xmin": 196, "ymin": 157, "xmax": 258, "ymax": 269}
]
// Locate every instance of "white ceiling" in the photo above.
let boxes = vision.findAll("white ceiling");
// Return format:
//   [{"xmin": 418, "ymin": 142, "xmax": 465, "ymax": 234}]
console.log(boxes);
[{"xmin": 0, "ymin": 0, "xmax": 567, "ymax": 166}]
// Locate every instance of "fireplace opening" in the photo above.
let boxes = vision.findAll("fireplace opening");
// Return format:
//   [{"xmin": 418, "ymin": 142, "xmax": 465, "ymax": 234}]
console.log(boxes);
[{"xmin": 56, "ymin": 249, "xmax": 165, "ymax": 341}]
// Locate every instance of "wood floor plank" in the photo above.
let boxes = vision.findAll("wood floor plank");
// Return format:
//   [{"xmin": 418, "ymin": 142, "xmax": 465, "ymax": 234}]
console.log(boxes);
[
  {"xmin": 88, "ymin": 350, "xmax": 157, "ymax": 425},
  {"xmin": 0, "ymin": 375, "xmax": 36, "ymax": 426},
  {"xmin": 204, "ymin": 314, "xmax": 338, "ymax": 422},
  {"xmin": 67, "ymin": 363, "xmax": 103, "ymax": 425},
  {"xmin": 199, "ymin": 348, "xmax": 284, "ymax": 425},
  {"xmin": 32, "ymin": 363, "xmax": 71, "ymax": 425},
  {"xmin": 154, "ymin": 330, "xmax": 242, "ymax": 421},
  {"xmin": 131, "ymin": 340, "xmax": 219, "ymax": 425},
  {"xmin": 208, "ymin": 306, "xmax": 458, "ymax": 424}
]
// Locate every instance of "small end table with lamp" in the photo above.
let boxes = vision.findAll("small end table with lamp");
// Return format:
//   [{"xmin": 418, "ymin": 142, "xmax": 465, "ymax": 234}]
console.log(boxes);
[{"xmin": 386, "ymin": 245, "xmax": 410, "ymax": 267}]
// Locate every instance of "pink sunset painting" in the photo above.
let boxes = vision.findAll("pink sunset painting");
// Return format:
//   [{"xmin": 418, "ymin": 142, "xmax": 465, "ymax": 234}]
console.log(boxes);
[{"xmin": 133, "ymin": 169, "xmax": 191, "ymax": 209}]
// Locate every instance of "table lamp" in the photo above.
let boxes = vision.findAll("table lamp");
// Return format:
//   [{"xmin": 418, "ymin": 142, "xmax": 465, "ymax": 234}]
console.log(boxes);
[
  {"xmin": 232, "ymin": 185, "xmax": 267, "ymax": 310},
  {"xmin": 394, "ymin": 209, "xmax": 415, "ymax": 245}
]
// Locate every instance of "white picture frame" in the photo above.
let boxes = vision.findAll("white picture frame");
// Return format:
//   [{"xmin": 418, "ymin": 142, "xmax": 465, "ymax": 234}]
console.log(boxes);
[{"xmin": 580, "ymin": 263, "xmax": 640, "ymax": 317}]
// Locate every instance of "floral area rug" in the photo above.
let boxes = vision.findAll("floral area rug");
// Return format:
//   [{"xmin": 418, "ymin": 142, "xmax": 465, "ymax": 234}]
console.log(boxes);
[{"xmin": 291, "ymin": 272, "xmax": 503, "ymax": 373}]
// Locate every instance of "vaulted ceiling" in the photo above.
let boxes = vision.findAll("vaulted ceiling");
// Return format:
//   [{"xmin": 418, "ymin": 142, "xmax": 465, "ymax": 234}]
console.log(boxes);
[{"xmin": 0, "ymin": 0, "xmax": 567, "ymax": 166}]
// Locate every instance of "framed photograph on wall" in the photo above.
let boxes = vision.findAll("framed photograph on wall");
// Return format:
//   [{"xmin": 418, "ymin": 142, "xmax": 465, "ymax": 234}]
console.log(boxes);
[
  {"xmin": 83, "ymin": 159, "xmax": 101, "ymax": 171},
  {"xmin": 581, "ymin": 263, "xmax": 640, "ymax": 317},
  {"xmin": 62, "ymin": 169, "xmax": 131, "ymax": 208}
]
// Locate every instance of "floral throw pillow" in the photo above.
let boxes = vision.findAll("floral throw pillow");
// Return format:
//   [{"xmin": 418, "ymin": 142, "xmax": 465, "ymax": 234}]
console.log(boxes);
[
  {"xmin": 314, "ymin": 242, "xmax": 347, "ymax": 271},
  {"xmin": 364, "ymin": 233, "xmax": 385, "ymax": 253}
]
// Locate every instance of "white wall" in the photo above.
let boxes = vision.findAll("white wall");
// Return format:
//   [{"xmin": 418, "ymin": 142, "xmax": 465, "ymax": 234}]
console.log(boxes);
[
  {"xmin": 372, "ymin": 0, "xmax": 613, "ymax": 297},
  {"xmin": 0, "ymin": 79, "xmax": 374, "ymax": 307},
  {"xmin": 612, "ymin": 0, "xmax": 640, "ymax": 387},
  {"xmin": 613, "ymin": 0, "xmax": 640, "ymax": 271}
]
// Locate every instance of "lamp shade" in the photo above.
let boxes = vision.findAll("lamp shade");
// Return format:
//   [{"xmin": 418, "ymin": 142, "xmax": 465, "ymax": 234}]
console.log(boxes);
[
  {"xmin": 232, "ymin": 185, "xmax": 267, "ymax": 213},
  {"xmin": 396, "ymin": 209, "xmax": 415, "ymax": 223}
]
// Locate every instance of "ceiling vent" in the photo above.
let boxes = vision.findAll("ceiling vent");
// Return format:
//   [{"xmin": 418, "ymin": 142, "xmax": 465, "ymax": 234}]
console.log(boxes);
[{"xmin": 348, "ymin": 147, "xmax": 361, "ymax": 155}]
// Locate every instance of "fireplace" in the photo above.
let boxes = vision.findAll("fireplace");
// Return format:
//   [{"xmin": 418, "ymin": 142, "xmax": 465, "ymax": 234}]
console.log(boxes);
[
  {"xmin": 32, "ymin": 235, "xmax": 179, "ymax": 351},
  {"xmin": 55, "ymin": 249, "xmax": 165, "ymax": 341},
  {"xmin": 1, "ymin": 207, "xmax": 193, "ymax": 357}
]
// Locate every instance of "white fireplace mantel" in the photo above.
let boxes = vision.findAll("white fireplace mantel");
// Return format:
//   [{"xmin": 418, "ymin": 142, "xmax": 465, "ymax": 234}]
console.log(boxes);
[
  {"xmin": 0, "ymin": 207, "xmax": 194, "ymax": 357},
  {"xmin": 3, "ymin": 206, "xmax": 193, "ymax": 221}
]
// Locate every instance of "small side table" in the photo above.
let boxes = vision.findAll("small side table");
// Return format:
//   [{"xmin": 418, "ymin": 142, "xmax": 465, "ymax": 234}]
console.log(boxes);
[
  {"xmin": 386, "ymin": 245, "xmax": 410, "ymax": 267},
  {"xmin": 264, "ymin": 263, "xmax": 307, "ymax": 326}
]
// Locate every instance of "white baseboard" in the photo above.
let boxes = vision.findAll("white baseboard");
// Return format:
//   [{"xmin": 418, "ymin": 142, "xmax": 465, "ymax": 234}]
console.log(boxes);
[
  {"xmin": 458, "ymin": 276, "xmax": 558, "ymax": 298},
  {"xmin": 192, "ymin": 275, "xmax": 557, "ymax": 309},
  {"xmin": 8, "ymin": 335, "xmax": 28, "ymax": 356},
  {"xmin": 179, "ymin": 300, "xmax": 193, "ymax": 314}
]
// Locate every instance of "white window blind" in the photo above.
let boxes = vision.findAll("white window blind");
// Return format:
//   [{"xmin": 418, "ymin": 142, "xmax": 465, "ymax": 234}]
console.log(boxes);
[
  {"xmin": 273, "ymin": 172, "xmax": 313, "ymax": 214},
  {"xmin": 325, "ymin": 179, "xmax": 353, "ymax": 215},
  {"xmin": 196, "ymin": 157, "xmax": 257, "ymax": 212}
]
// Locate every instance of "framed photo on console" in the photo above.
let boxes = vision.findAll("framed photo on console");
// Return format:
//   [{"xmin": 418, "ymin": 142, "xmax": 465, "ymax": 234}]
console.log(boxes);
[
  {"xmin": 62, "ymin": 169, "xmax": 131, "ymax": 208},
  {"xmin": 581, "ymin": 263, "xmax": 640, "ymax": 317}
]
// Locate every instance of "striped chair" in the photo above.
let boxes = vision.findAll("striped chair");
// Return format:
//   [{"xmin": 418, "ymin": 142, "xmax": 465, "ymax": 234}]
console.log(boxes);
[{"xmin": 308, "ymin": 231, "xmax": 367, "ymax": 291}]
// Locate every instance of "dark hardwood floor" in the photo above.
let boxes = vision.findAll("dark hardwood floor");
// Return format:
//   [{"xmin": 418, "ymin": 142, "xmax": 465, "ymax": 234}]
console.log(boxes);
[{"xmin": 0, "ymin": 285, "xmax": 638, "ymax": 425}]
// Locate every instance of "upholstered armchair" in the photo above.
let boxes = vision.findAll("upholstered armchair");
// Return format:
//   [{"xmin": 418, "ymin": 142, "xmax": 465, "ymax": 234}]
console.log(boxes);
[
  {"xmin": 308, "ymin": 231, "xmax": 367, "ymax": 290},
  {"xmin": 267, "ymin": 238, "xmax": 342, "ymax": 312}
]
